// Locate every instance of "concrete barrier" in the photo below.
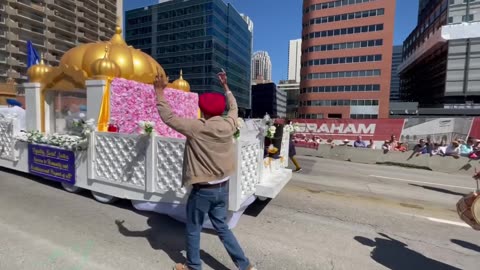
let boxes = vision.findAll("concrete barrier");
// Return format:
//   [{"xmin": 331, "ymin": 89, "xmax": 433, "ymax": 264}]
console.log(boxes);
[{"xmin": 297, "ymin": 145, "xmax": 480, "ymax": 175}]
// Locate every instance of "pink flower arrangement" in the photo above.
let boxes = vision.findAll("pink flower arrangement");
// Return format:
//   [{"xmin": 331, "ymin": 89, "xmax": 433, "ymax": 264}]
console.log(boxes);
[{"xmin": 110, "ymin": 78, "xmax": 199, "ymax": 139}]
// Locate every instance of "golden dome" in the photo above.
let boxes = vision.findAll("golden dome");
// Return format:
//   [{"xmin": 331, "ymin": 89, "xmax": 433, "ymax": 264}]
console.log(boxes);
[
  {"xmin": 170, "ymin": 70, "xmax": 191, "ymax": 92},
  {"xmin": 27, "ymin": 56, "xmax": 52, "ymax": 83},
  {"xmin": 59, "ymin": 25, "xmax": 165, "ymax": 84},
  {"xmin": 91, "ymin": 45, "xmax": 120, "ymax": 78}
]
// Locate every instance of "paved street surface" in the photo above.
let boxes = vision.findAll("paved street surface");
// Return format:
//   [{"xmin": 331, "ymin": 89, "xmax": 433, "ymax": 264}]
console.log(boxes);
[{"xmin": 1, "ymin": 157, "xmax": 480, "ymax": 270}]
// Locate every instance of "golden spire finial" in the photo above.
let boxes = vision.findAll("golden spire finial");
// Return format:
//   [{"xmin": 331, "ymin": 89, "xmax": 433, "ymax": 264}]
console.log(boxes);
[
  {"xmin": 115, "ymin": 16, "xmax": 122, "ymax": 34},
  {"xmin": 180, "ymin": 69, "xmax": 183, "ymax": 79},
  {"xmin": 40, "ymin": 52, "xmax": 45, "ymax": 65},
  {"xmin": 104, "ymin": 45, "xmax": 109, "ymax": 58}
]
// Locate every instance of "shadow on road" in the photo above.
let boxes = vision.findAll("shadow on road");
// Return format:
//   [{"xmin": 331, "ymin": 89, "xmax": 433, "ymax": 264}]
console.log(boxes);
[
  {"xmin": 115, "ymin": 216, "xmax": 229, "ymax": 270},
  {"xmin": 408, "ymin": 183, "xmax": 466, "ymax": 197},
  {"xmin": 354, "ymin": 233, "xmax": 461, "ymax": 270},
  {"xmin": 243, "ymin": 198, "xmax": 271, "ymax": 217},
  {"xmin": 451, "ymin": 239, "xmax": 480, "ymax": 253}
]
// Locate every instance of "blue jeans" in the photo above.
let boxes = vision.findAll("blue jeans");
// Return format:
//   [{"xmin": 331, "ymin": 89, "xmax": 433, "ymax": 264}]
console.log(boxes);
[{"xmin": 186, "ymin": 184, "xmax": 250, "ymax": 270}]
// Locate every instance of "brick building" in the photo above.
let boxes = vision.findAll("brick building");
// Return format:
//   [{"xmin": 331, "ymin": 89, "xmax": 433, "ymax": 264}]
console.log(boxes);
[{"xmin": 299, "ymin": 0, "xmax": 396, "ymax": 119}]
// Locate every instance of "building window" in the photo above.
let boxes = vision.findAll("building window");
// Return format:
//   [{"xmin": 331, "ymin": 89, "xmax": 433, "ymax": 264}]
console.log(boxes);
[
  {"xmin": 300, "ymin": 99, "xmax": 379, "ymax": 107},
  {"xmin": 327, "ymin": 114, "xmax": 342, "ymax": 119},
  {"xmin": 303, "ymin": 54, "xmax": 382, "ymax": 67},
  {"xmin": 299, "ymin": 113, "xmax": 324, "ymax": 119},
  {"xmin": 304, "ymin": 24, "xmax": 384, "ymax": 40},
  {"xmin": 304, "ymin": 70, "xmax": 381, "ymax": 80},
  {"xmin": 448, "ymin": 16, "xmax": 454, "ymax": 23},
  {"xmin": 462, "ymin": 14, "xmax": 474, "ymax": 22},
  {"xmin": 301, "ymin": 84, "xmax": 381, "ymax": 93},
  {"xmin": 307, "ymin": 8, "xmax": 385, "ymax": 27},
  {"xmin": 304, "ymin": 39, "xmax": 383, "ymax": 54},
  {"xmin": 304, "ymin": 0, "xmax": 377, "ymax": 14},
  {"xmin": 350, "ymin": 114, "xmax": 378, "ymax": 119}
]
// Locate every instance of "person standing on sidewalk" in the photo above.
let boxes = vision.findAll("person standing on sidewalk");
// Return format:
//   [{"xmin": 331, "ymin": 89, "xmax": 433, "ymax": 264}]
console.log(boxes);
[{"xmin": 154, "ymin": 70, "xmax": 256, "ymax": 270}]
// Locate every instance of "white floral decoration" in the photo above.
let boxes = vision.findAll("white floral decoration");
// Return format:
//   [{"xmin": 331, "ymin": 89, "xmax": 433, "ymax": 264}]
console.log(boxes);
[
  {"xmin": 15, "ymin": 119, "xmax": 96, "ymax": 151},
  {"xmin": 139, "ymin": 120, "xmax": 155, "ymax": 135},
  {"xmin": 285, "ymin": 124, "xmax": 295, "ymax": 134},
  {"xmin": 266, "ymin": 125, "xmax": 276, "ymax": 139}
]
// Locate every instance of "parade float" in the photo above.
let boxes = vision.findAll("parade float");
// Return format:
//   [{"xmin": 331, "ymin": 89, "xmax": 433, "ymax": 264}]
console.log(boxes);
[{"xmin": 0, "ymin": 25, "xmax": 292, "ymax": 228}]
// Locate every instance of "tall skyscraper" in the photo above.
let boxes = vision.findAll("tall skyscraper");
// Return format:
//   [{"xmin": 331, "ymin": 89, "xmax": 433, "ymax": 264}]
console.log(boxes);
[
  {"xmin": 288, "ymin": 39, "xmax": 302, "ymax": 83},
  {"xmin": 251, "ymin": 51, "xmax": 272, "ymax": 83},
  {"xmin": 300, "ymin": 0, "xmax": 396, "ymax": 119},
  {"xmin": 390, "ymin": 45, "xmax": 402, "ymax": 101},
  {"xmin": 241, "ymin": 14, "xmax": 254, "ymax": 110},
  {"xmin": 0, "ymin": 0, "xmax": 121, "ymax": 83},
  {"xmin": 399, "ymin": 0, "xmax": 480, "ymax": 112},
  {"xmin": 280, "ymin": 39, "xmax": 302, "ymax": 119},
  {"xmin": 126, "ymin": 0, "xmax": 252, "ymax": 110}
]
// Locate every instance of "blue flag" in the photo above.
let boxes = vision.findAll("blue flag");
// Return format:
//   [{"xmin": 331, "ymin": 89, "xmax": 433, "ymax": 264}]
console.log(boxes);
[{"xmin": 27, "ymin": 41, "xmax": 40, "ymax": 68}]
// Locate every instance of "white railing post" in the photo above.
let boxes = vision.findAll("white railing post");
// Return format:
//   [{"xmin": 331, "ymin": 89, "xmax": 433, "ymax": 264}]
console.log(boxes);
[
  {"xmin": 23, "ymin": 82, "xmax": 42, "ymax": 131},
  {"xmin": 229, "ymin": 140, "xmax": 243, "ymax": 211},
  {"xmin": 87, "ymin": 131, "xmax": 96, "ymax": 179},
  {"xmin": 85, "ymin": 80, "xmax": 107, "ymax": 125},
  {"xmin": 145, "ymin": 133, "xmax": 156, "ymax": 193}
]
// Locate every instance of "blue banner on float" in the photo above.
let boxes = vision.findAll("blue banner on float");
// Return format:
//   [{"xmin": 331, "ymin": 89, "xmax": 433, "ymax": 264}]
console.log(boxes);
[{"xmin": 28, "ymin": 144, "xmax": 75, "ymax": 184}]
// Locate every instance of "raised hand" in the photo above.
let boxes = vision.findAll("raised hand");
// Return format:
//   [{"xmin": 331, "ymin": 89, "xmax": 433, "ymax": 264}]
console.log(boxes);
[
  {"xmin": 154, "ymin": 68, "xmax": 169, "ymax": 95},
  {"xmin": 218, "ymin": 68, "xmax": 227, "ymax": 89}
]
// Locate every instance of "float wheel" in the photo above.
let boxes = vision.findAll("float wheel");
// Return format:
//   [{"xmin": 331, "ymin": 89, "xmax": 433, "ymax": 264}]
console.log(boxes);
[
  {"xmin": 91, "ymin": 191, "xmax": 118, "ymax": 204},
  {"xmin": 61, "ymin": 182, "xmax": 82, "ymax": 193}
]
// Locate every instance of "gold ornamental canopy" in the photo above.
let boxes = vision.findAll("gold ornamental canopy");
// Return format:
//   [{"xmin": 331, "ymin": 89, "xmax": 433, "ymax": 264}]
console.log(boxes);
[
  {"xmin": 27, "ymin": 24, "xmax": 168, "ymax": 89},
  {"xmin": 27, "ymin": 54, "xmax": 52, "ymax": 83},
  {"xmin": 169, "ymin": 69, "xmax": 191, "ymax": 92}
]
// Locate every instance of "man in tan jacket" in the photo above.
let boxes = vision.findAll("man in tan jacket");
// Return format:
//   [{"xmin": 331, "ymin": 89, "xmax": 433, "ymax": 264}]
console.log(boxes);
[{"xmin": 155, "ymin": 71, "xmax": 255, "ymax": 270}]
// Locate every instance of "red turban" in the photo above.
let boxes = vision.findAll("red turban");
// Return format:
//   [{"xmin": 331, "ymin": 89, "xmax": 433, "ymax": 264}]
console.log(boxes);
[{"xmin": 199, "ymin": 93, "xmax": 226, "ymax": 116}]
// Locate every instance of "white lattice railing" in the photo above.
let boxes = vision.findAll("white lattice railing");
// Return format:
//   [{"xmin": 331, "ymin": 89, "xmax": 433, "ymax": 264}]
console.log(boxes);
[
  {"xmin": 88, "ymin": 132, "xmax": 149, "ymax": 190},
  {"xmin": 0, "ymin": 117, "xmax": 19, "ymax": 161},
  {"xmin": 87, "ymin": 126, "xmax": 288, "ymax": 211},
  {"xmin": 149, "ymin": 137, "xmax": 187, "ymax": 195},
  {"xmin": 89, "ymin": 132, "xmax": 190, "ymax": 195},
  {"xmin": 228, "ymin": 130, "xmax": 263, "ymax": 211}
]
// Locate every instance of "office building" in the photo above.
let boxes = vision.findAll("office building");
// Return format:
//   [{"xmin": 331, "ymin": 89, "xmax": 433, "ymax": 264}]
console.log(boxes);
[
  {"xmin": 252, "ymin": 51, "xmax": 272, "ymax": 84},
  {"xmin": 390, "ymin": 45, "xmax": 402, "ymax": 101},
  {"xmin": 288, "ymin": 39, "xmax": 302, "ymax": 82},
  {"xmin": 0, "ymin": 0, "xmax": 120, "ymax": 83},
  {"xmin": 300, "ymin": 0, "xmax": 396, "ymax": 119},
  {"xmin": 398, "ymin": 0, "xmax": 480, "ymax": 114},
  {"xmin": 241, "ymin": 14, "xmax": 254, "ymax": 110},
  {"xmin": 251, "ymin": 82, "xmax": 286, "ymax": 118},
  {"xmin": 125, "ymin": 0, "xmax": 252, "ymax": 110},
  {"xmin": 278, "ymin": 80, "xmax": 300, "ymax": 119}
]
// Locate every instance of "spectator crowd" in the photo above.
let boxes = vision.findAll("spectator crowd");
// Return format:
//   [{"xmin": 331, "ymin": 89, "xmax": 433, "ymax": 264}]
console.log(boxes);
[{"xmin": 292, "ymin": 133, "xmax": 480, "ymax": 160}]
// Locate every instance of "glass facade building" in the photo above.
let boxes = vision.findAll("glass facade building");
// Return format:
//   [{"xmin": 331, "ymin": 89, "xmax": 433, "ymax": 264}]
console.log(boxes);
[
  {"xmin": 399, "ymin": 0, "xmax": 480, "ymax": 110},
  {"xmin": 125, "ymin": 0, "xmax": 252, "ymax": 109},
  {"xmin": 390, "ymin": 45, "xmax": 402, "ymax": 101},
  {"xmin": 251, "ymin": 83, "xmax": 286, "ymax": 118}
]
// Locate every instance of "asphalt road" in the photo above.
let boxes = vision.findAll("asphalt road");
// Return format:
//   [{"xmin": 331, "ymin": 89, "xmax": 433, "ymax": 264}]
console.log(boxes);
[{"xmin": 0, "ymin": 157, "xmax": 479, "ymax": 270}]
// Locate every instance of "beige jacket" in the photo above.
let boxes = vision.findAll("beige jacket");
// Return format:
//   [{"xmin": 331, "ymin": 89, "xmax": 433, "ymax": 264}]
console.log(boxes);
[{"xmin": 157, "ymin": 91, "xmax": 238, "ymax": 186}]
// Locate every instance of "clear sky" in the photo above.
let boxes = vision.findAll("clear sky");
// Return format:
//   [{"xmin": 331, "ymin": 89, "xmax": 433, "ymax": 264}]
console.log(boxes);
[{"xmin": 124, "ymin": 0, "xmax": 419, "ymax": 83}]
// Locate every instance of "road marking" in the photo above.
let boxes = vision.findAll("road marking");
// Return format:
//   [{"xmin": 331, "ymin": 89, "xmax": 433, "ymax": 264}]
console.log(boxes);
[
  {"xmin": 425, "ymin": 217, "xmax": 470, "ymax": 228},
  {"xmin": 399, "ymin": 212, "xmax": 471, "ymax": 228},
  {"xmin": 369, "ymin": 175, "xmax": 473, "ymax": 191}
]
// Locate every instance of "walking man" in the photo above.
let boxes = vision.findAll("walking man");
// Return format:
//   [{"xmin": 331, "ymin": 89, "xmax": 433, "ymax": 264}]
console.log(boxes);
[{"xmin": 154, "ymin": 70, "xmax": 255, "ymax": 270}]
